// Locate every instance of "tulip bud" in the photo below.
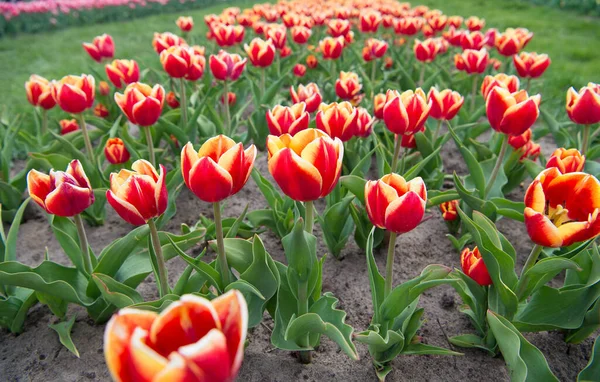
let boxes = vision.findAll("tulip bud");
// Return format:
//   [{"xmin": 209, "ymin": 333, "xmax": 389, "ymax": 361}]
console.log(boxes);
[
  {"xmin": 51, "ymin": 74, "xmax": 95, "ymax": 114},
  {"xmin": 28, "ymin": 160, "xmax": 94, "ymax": 217},
  {"xmin": 176, "ymin": 16, "xmax": 194, "ymax": 32},
  {"xmin": 465, "ymin": 16, "xmax": 485, "ymax": 31},
  {"xmin": 166, "ymin": 91, "xmax": 180, "ymax": 108},
  {"xmin": 384, "ymin": 57, "xmax": 393, "ymax": 69},
  {"xmin": 152, "ymin": 32, "xmax": 186, "ymax": 54},
  {"xmin": 440, "ymin": 200, "xmax": 459, "ymax": 221},
  {"xmin": 428, "ymin": 88, "xmax": 464, "ymax": 121},
  {"xmin": 114, "ymin": 83, "xmax": 165, "ymax": 127},
  {"xmin": 107, "ymin": 160, "xmax": 167, "ymax": 225},
  {"xmin": 488, "ymin": 58, "xmax": 502, "ymax": 71},
  {"xmin": 486, "ymin": 87, "xmax": 540, "ymax": 136},
  {"xmin": 221, "ymin": 92, "xmax": 236, "ymax": 106},
  {"xmin": 519, "ymin": 140, "xmax": 541, "ymax": 161},
  {"xmin": 356, "ymin": 107, "xmax": 374, "ymax": 138},
  {"xmin": 383, "ymin": 88, "xmax": 432, "ymax": 135},
  {"xmin": 306, "ymin": 54, "xmax": 318, "ymax": 68},
  {"xmin": 293, "ymin": 64, "xmax": 307, "ymax": 77},
  {"xmin": 566, "ymin": 83, "xmax": 600, "ymax": 125},
  {"xmin": 160, "ymin": 46, "xmax": 206, "ymax": 81},
  {"xmin": 25, "ymin": 75, "xmax": 56, "ymax": 110},
  {"xmin": 290, "ymin": 83, "xmax": 322, "ymax": 113},
  {"xmin": 105, "ymin": 59, "xmax": 140, "ymax": 89},
  {"xmin": 513, "ymin": 52, "xmax": 550, "ymax": 79},
  {"xmin": 181, "ymin": 136, "xmax": 256, "ymax": 203},
  {"xmin": 104, "ymin": 138, "xmax": 130, "ymax": 164},
  {"xmin": 291, "ymin": 26, "xmax": 312, "ymax": 44},
  {"xmin": 316, "ymin": 102, "xmax": 359, "ymax": 142},
  {"xmin": 82, "ymin": 33, "xmax": 114, "ymax": 62},
  {"xmin": 266, "ymin": 103, "xmax": 310, "ymax": 136},
  {"xmin": 373, "ymin": 93, "xmax": 386, "ymax": 119},
  {"xmin": 508, "ymin": 129, "xmax": 531, "ymax": 149},
  {"xmin": 481, "ymin": 73, "xmax": 520, "ymax": 99},
  {"xmin": 461, "ymin": 247, "xmax": 492, "ymax": 286},
  {"xmin": 209, "ymin": 50, "xmax": 247, "ymax": 81},
  {"xmin": 454, "ymin": 48, "xmax": 489, "ymax": 74},
  {"xmin": 546, "ymin": 148, "xmax": 585, "ymax": 174},
  {"xmin": 365, "ymin": 174, "xmax": 427, "ymax": 234},
  {"xmin": 267, "ymin": 129, "xmax": 343, "ymax": 201},
  {"xmin": 319, "ymin": 37, "xmax": 344, "ymax": 60},
  {"xmin": 94, "ymin": 103, "xmax": 109, "ymax": 118},
  {"xmin": 244, "ymin": 38, "xmax": 276, "ymax": 67},
  {"xmin": 279, "ymin": 46, "xmax": 292, "ymax": 58},
  {"xmin": 99, "ymin": 81, "xmax": 110, "ymax": 96},
  {"xmin": 335, "ymin": 71, "xmax": 362, "ymax": 100},
  {"xmin": 413, "ymin": 38, "xmax": 439, "ymax": 63}
]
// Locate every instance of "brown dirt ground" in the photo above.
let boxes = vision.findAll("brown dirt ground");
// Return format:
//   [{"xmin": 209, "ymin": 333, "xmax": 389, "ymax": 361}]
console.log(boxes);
[{"xmin": 0, "ymin": 132, "xmax": 595, "ymax": 381}]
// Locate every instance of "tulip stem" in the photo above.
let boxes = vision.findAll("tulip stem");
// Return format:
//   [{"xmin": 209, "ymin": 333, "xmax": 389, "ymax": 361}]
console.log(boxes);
[
  {"xmin": 297, "ymin": 279, "xmax": 312, "ymax": 364},
  {"xmin": 432, "ymin": 119, "xmax": 443, "ymax": 142},
  {"xmin": 515, "ymin": 244, "xmax": 543, "ymax": 301},
  {"xmin": 582, "ymin": 124, "xmax": 591, "ymax": 156},
  {"xmin": 179, "ymin": 78, "xmax": 188, "ymax": 129},
  {"xmin": 384, "ymin": 232, "xmax": 398, "ymax": 298},
  {"xmin": 223, "ymin": 82, "xmax": 231, "ymax": 135},
  {"xmin": 73, "ymin": 214, "xmax": 93, "ymax": 276},
  {"xmin": 148, "ymin": 219, "xmax": 169, "ymax": 298},
  {"xmin": 213, "ymin": 202, "xmax": 231, "ymax": 286},
  {"xmin": 41, "ymin": 108, "xmax": 48, "ymax": 136},
  {"xmin": 370, "ymin": 60, "xmax": 377, "ymax": 96},
  {"xmin": 484, "ymin": 134, "xmax": 508, "ymax": 198},
  {"xmin": 77, "ymin": 113, "xmax": 95, "ymax": 164},
  {"xmin": 391, "ymin": 134, "xmax": 402, "ymax": 173},
  {"xmin": 399, "ymin": 146, "xmax": 407, "ymax": 175},
  {"xmin": 143, "ymin": 126, "xmax": 155, "ymax": 167},
  {"xmin": 470, "ymin": 75, "xmax": 478, "ymax": 113},
  {"xmin": 419, "ymin": 64, "xmax": 425, "ymax": 87},
  {"xmin": 260, "ymin": 68, "xmax": 266, "ymax": 97},
  {"xmin": 304, "ymin": 200, "xmax": 314, "ymax": 234},
  {"xmin": 525, "ymin": 77, "xmax": 532, "ymax": 92}
]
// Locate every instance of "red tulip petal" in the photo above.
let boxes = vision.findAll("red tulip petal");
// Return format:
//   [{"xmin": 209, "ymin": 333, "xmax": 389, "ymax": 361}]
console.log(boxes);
[
  {"xmin": 198, "ymin": 135, "xmax": 236, "ymax": 162},
  {"xmin": 106, "ymin": 190, "xmax": 147, "ymax": 226},
  {"xmin": 132, "ymin": 97, "xmax": 162, "ymax": 127},
  {"xmin": 181, "ymin": 142, "xmax": 199, "ymax": 186},
  {"xmin": 188, "ymin": 157, "xmax": 233, "ymax": 202},
  {"xmin": 177, "ymin": 329, "xmax": 232, "ymax": 381},
  {"xmin": 524, "ymin": 207, "xmax": 563, "ymax": 247},
  {"xmin": 365, "ymin": 180, "xmax": 397, "ymax": 229},
  {"xmin": 211, "ymin": 290, "xmax": 248, "ymax": 376},
  {"xmin": 45, "ymin": 182, "xmax": 93, "ymax": 217},
  {"xmin": 384, "ymin": 191, "xmax": 426, "ymax": 234},
  {"xmin": 27, "ymin": 169, "xmax": 52, "ymax": 211},
  {"xmin": 129, "ymin": 327, "xmax": 169, "ymax": 382},
  {"xmin": 268, "ymin": 148, "xmax": 322, "ymax": 201},
  {"xmin": 218, "ymin": 144, "xmax": 256, "ymax": 195}
]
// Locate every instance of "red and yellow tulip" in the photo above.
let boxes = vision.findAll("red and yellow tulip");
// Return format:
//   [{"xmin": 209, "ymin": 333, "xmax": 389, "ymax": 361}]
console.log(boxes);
[
  {"xmin": 413, "ymin": 38, "xmax": 439, "ymax": 63},
  {"xmin": 428, "ymin": 88, "xmax": 464, "ymax": 121},
  {"xmin": 481, "ymin": 73, "xmax": 520, "ymax": 99},
  {"xmin": 291, "ymin": 26, "xmax": 312, "ymax": 44},
  {"xmin": 359, "ymin": 9, "xmax": 382, "ymax": 33},
  {"xmin": 486, "ymin": 87, "xmax": 540, "ymax": 136},
  {"xmin": 105, "ymin": 59, "xmax": 140, "ymax": 89},
  {"xmin": 293, "ymin": 64, "xmax": 307, "ymax": 77},
  {"xmin": 176, "ymin": 16, "xmax": 194, "ymax": 32},
  {"xmin": 393, "ymin": 17, "xmax": 423, "ymax": 36},
  {"xmin": 59, "ymin": 119, "xmax": 79, "ymax": 135},
  {"xmin": 160, "ymin": 46, "xmax": 206, "ymax": 81},
  {"xmin": 508, "ymin": 129, "xmax": 531, "ymax": 149},
  {"xmin": 465, "ymin": 16, "xmax": 485, "ymax": 31},
  {"xmin": 152, "ymin": 32, "xmax": 186, "ymax": 54},
  {"xmin": 114, "ymin": 83, "xmax": 165, "ymax": 127},
  {"xmin": 440, "ymin": 200, "xmax": 459, "ymax": 221},
  {"xmin": 290, "ymin": 83, "xmax": 322, "ymax": 113},
  {"xmin": 82, "ymin": 33, "xmax": 114, "ymax": 62},
  {"xmin": 383, "ymin": 88, "xmax": 432, "ymax": 135},
  {"xmin": 546, "ymin": 148, "xmax": 585, "ymax": 174},
  {"xmin": 266, "ymin": 103, "xmax": 310, "ymax": 136},
  {"xmin": 244, "ymin": 38, "xmax": 276, "ymax": 67},
  {"xmin": 51, "ymin": 74, "xmax": 95, "ymax": 114},
  {"xmin": 566, "ymin": 83, "xmax": 600, "ymax": 125},
  {"xmin": 209, "ymin": 50, "xmax": 247, "ymax": 81},
  {"xmin": 105, "ymin": 138, "xmax": 131, "ymax": 165},
  {"xmin": 319, "ymin": 36, "xmax": 344, "ymax": 60},
  {"xmin": 513, "ymin": 52, "xmax": 550, "ymax": 79},
  {"xmin": 454, "ymin": 48, "xmax": 489, "ymax": 74},
  {"xmin": 335, "ymin": 71, "xmax": 362, "ymax": 100},
  {"xmin": 373, "ymin": 93, "xmax": 386, "ymax": 119},
  {"xmin": 316, "ymin": 101, "xmax": 359, "ymax": 142},
  {"xmin": 25, "ymin": 75, "xmax": 56, "ymax": 110},
  {"xmin": 327, "ymin": 19, "xmax": 351, "ymax": 37},
  {"xmin": 461, "ymin": 247, "xmax": 492, "ymax": 286},
  {"xmin": 210, "ymin": 22, "xmax": 245, "ymax": 47},
  {"xmin": 356, "ymin": 107, "xmax": 374, "ymax": 138}
]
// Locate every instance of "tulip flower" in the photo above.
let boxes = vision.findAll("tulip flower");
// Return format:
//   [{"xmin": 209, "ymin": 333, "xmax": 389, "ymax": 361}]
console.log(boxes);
[
  {"xmin": 566, "ymin": 83, "xmax": 600, "ymax": 153},
  {"xmin": 267, "ymin": 129, "xmax": 343, "ymax": 201},
  {"xmin": 488, "ymin": 58, "xmax": 502, "ymax": 71},
  {"xmin": 384, "ymin": 57, "xmax": 393, "ymax": 69},
  {"xmin": 319, "ymin": 37, "xmax": 344, "ymax": 60},
  {"xmin": 508, "ymin": 129, "xmax": 532, "ymax": 149},
  {"xmin": 266, "ymin": 103, "xmax": 310, "ymax": 136},
  {"xmin": 210, "ymin": 22, "xmax": 245, "ymax": 47},
  {"xmin": 265, "ymin": 25, "xmax": 287, "ymax": 50},
  {"xmin": 486, "ymin": 87, "xmax": 540, "ymax": 136},
  {"xmin": 60, "ymin": 119, "xmax": 79, "ymax": 135},
  {"xmin": 293, "ymin": 64, "xmax": 306, "ymax": 77},
  {"xmin": 383, "ymin": 88, "xmax": 431, "ymax": 139},
  {"xmin": 359, "ymin": 9, "xmax": 382, "ymax": 33},
  {"xmin": 413, "ymin": 38, "xmax": 439, "ymax": 63},
  {"xmin": 443, "ymin": 27, "xmax": 463, "ymax": 47},
  {"xmin": 427, "ymin": 15, "xmax": 447, "ymax": 33},
  {"xmin": 448, "ymin": 16, "xmax": 463, "ymax": 28},
  {"xmin": 279, "ymin": 46, "xmax": 292, "ymax": 58},
  {"xmin": 104, "ymin": 138, "xmax": 130, "ymax": 165},
  {"xmin": 363, "ymin": 38, "xmax": 388, "ymax": 62},
  {"xmin": 356, "ymin": 107, "xmax": 374, "ymax": 138},
  {"xmin": 460, "ymin": 31, "xmax": 489, "ymax": 50},
  {"xmin": 291, "ymin": 26, "xmax": 311, "ymax": 44},
  {"xmin": 52, "ymin": 74, "xmax": 95, "ymax": 114},
  {"xmin": 209, "ymin": 50, "xmax": 247, "ymax": 81},
  {"xmin": 454, "ymin": 48, "xmax": 489, "ymax": 74},
  {"xmin": 244, "ymin": 38, "xmax": 276, "ymax": 67},
  {"xmin": 105, "ymin": 59, "xmax": 140, "ymax": 89},
  {"xmin": 481, "ymin": 73, "xmax": 520, "ymax": 99},
  {"xmin": 373, "ymin": 93, "xmax": 386, "ymax": 119},
  {"xmin": 440, "ymin": 200, "xmax": 459, "ymax": 221},
  {"xmin": 519, "ymin": 140, "xmax": 541, "ymax": 161},
  {"xmin": 428, "ymin": 88, "xmax": 464, "ymax": 121},
  {"xmin": 82, "ymin": 33, "xmax": 114, "ymax": 62},
  {"xmin": 290, "ymin": 83, "xmax": 322, "ymax": 113},
  {"xmin": 335, "ymin": 71, "xmax": 362, "ymax": 101},
  {"xmin": 99, "ymin": 81, "xmax": 110, "ymax": 96},
  {"xmin": 393, "ymin": 17, "xmax": 423, "ymax": 36},
  {"xmin": 166, "ymin": 91, "xmax": 180, "ymax": 108},
  {"xmin": 495, "ymin": 31, "xmax": 522, "ymax": 57},
  {"xmin": 104, "ymin": 291, "xmax": 248, "ymax": 382},
  {"xmin": 546, "ymin": 148, "xmax": 585, "ymax": 174},
  {"xmin": 465, "ymin": 16, "xmax": 485, "ymax": 31},
  {"xmin": 25, "ymin": 75, "xmax": 55, "ymax": 110},
  {"xmin": 306, "ymin": 54, "xmax": 318, "ymax": 68},
  {"xmin": 28, "ymin": 160, "xmax": 94, "ymax": 274},
  {"xmin": 152, "ymin": 32, "xmax": 186, "ymax": 54},
  {"xmin": 461, "ymin": 247, "xmax": 492, "ymax": 286},
  {"xmin": 513, "ymin": 52, "xmax": 551, "ymax": 81},
  {"xmin": 524, "ymin": 167, "xmax": 600, "ymax": 248},
  {"xmin": 327, "ymin": 19, "xmax": 351, "ymax": 37},
  {"xmin": 115, "ymin": 83, "xmax": 165, "ymax": 165},
  {"xmin": 160, "ymin": 46, "xmax": 206, "ymax": 81},
  {"xmin": 315, "ymin": 102, "xmax": 359, "ymax": 142},
  {"xmin": 176, "ymin": 16, "xmax": 193, "ymax": 33},
  {"xmin": 94, "ymin": 103, "xmax": 109, "ymax": 118}
]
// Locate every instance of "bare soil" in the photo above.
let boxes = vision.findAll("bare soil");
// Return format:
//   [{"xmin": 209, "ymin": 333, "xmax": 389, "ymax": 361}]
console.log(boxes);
[{"xmin": 0, "ymin": 136, "xmax": 595, "ymax": 381}]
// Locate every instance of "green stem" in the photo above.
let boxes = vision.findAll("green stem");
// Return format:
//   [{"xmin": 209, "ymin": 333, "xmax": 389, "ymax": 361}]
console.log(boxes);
[
  {"xmin": 297, "ymin": 279, "xmax": 312, "ymax": 364},
  {"xmin": 223, "ymin": 81, "xmax": 231, "ymax": 135},
  {"xmin": 525, "ymin": 77, "xmax": 531, "ymax": 93},
  {"xmin": 213, "ymin": 201, "xmax": 230, "ymax": 286},
  {"xmin": 582, "ymin": 124, "xmax": 591, "ymax": 156},
  {"xmin": 73, "ymin": 214, "xmax": 93, "ymax": 276},
  {"xmin": 419, "ymin": 64, "xmax": 425, "ymax": 87},
  {"xmin": 304, "ymin": 200, "xmax": 314, "ymax": 234},
  {"xmin": 77, "ymin": 113, "xmax": 95, "ymax": 164},
  {"xmin": 516, "ymin": 244, "xmax": 543, "ymax": 301},
  {"xmin": 143, "ymin": 125, "xmax": 155, "ymax": 167},
  {"xmin": 384, "ymin": 232, "xmax": 398, "ymax": 298},
  {"xmin": 370, "ymin": 60, "xmax": 377, "ymax": 97},
  {"xmin": 399, "ymin": 145, "xmax": 407, "ymax": 175},
  {"xmin": 390, "ymin": 134, "xmax": 402, "ymax": 173},
  {"xmin": 260, "ymin": 68, "xmax": 266, "ymax": 98},
  {"xmin": 179, "ymin": 78, "xmax": 188, "ymax": 128},
  {"xmin": 148, "ymin": 219, "xmax": 169, "ymax": 297},
  {"xmin": 484, "ymin": 134, "xmax": 508, "ymax": 198},
  {"xmin": 432, "ymin": 119, "xmax": 443, "ymax": 142},
  {"xmin": 41, "ymin": 108, "xmax": 48, "ymax": 136},
  {"xmin": 470, "ymin": 75, "xmax": 479, "ymax": 113}
]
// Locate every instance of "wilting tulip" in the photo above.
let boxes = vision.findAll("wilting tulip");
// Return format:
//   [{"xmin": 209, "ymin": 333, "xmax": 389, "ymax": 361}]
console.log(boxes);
[
  {"xmin": 481, "ymin": 73, "xmax": 520, "ymax": 99},
  {"xmin": 290, "ymin": 83, "xmax": 322, "ymax": 113},
  {"xmin": 105, "ymin": 138, "xmax": 130, "ymax": 165},
  {"xmin": 60, "ymin": 119, "xmax": 79, "ymax": 135},
  {"xmin": 306, "ymin": 54, "xmax": 318, "ymax": 68},
  {"xmin": 99, "ymin": 81, "xmax": 110, "ymax": 96},
  {"xmin": 373, "ymin": 93, "xmax": 386, "ymax": 119},
  {"xmin": 211, "ymin": 22, "xmax": 245, "ymax": 47},
  {"xmin": 51, "ymin": 74, "xmax": 95, "ymax": 114},
  {"xmin": 82, "ymin": 33, "xmax": 114, "ymax": 62},
  {"xmin": 316, "ymin": 102, "xmax": 359, "ymax": 142},
  {"xmin": 513, "ymin": 52, "xmax": 550, "ymax": 79},
  {"xmin": 393, "ymin": 17, "xmax": 423, "ymax": 36},
  {"xmin": 356, "ymin": 107, "xmax": 374, "ymax": 138},
  {"xmin": 221, "ymin": 92, "xmax": 236, "ymax": 106},
  {"xmin": 428, "ymin": 88, "xmax": 464, "ymax": 121},
  {"xmin": 266, "ymin": 103, "xmax": 310, "ymax": 136},
  {"xmin": 566, "ymin": 83, "xmax": 600, "ymax": 125},
  {"xmin": 107, "ymin": 160, "xmax": 167, "ymax": 226},
  {"xmin": 546, "ymin": 148, "xmax": 585, "ymax": 174},
  {"xmin": 495, "ymin": 32, "xmax": 522, "ymax": 56},
  {"xmin": 461, "ymin": 247, "xmax": 492, "ymax": 286},
  {"xmin": 460, "ymin": 31, "xmax": 489, "ymax": 50},
  {"xmin": 94, "ymin": 103, "xmax": 109, "ymax": 118},
  {"xmin": 267, "ymin": 129, "xmax": 343, "ymax": 201},
  {"xmin": 335, "ymin": 71, "xmax": 362, "ymax": 100},
  {"xmin": 486, "ymin": 87, "xmax": 540, "ymax": 136},
  {"xmin": 152, "ymin": 32, "xmax": 186, "ymax": 54},
  {"xmin": 244, "ymin": 38, "xmax": 276, "ymax": 67},
  {"xmin": 519, "ymin": 140, "xmax": 541, "ymax": 161},
  {"xmin": 25, "ymin": 75, "xmax": 56, "ymax": 110},
  {"xmin": 524, "ymin": 168, "xmax": 600, "ymax": 247},
  {"xmin": 454, "ymin": 49, "xmax": 489, "ymax": 74},
  {"xmin": 291, "ymin": 26, "xmax": 312, "ymax": 44},
  {"xmin": 319, "ymin": 37, "xmax": 344, "ymax": 60},
  {"xmin": 166, "ymin": 91, "xmax": 180, "ymax": 108},
  {"xmin": 365, "ymin": 174, "xmax": 427, "ymax": 234},
  {"xmin": 413, "ymin": 38, "xmax": 439, "ymax": 63},
  {"xmin": 104, "ymin": 291, "xmax": 248, "ymax": 382},
  {"xmin": 209, "ymin": 50, "xmax": 247, "ymax": 81},
  {"xmin": 508, "ymin": 129, "xmax": 531, "ymax": 149},
  {"xmin": 383, "ymin": 89, "xmax": 432, "ymax": 135},
  {"xmin": 28, "ymin": 160, "xmax": 94, "ymax": 217},
  {"xmin": 293, "ymin": 64, "xmax": 307, "ymax": 77},
  {"xmin": 465, "ymin": 16, "xmax": 485, "ymax": 31},
  {"xmin": 114, "ymin": 83, "xmax": 165, "ymax": 127},
  {"xmin": 440, "ymin": 200, "xmax": 459, "ymax": 221},
  {"xmin": 105, "ymin": 59, "xmax": 140, "ymax": 89},
  {"xmin": 176, "ymin": 16, "xmax": 193, "ymax": 32},
  {"xmin": 359, "ymin": 9, "xmax": 382, "ymax": 33},
  {"xmin": 160, "ymin": 46, "xmax": 206, "ymax": 81},
  {"xmin": 181, "ymin": 136, "xmax": 256, "ymax": 203},
  {"xmin": 328, "ymin": 19, "xmax": 351, "ymax": 37}
]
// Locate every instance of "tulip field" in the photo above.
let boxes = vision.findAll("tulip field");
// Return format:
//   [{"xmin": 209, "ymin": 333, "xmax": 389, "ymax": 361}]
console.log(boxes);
[{"xmin": 2, "ymin": 0, "xmax": 600, "ymax": 381}]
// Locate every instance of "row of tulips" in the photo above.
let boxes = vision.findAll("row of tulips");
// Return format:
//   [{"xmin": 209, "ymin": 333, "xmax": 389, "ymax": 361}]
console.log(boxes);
[{"xmin": 2, "ymin": 1, "xmax": 600, "ymax": 381}]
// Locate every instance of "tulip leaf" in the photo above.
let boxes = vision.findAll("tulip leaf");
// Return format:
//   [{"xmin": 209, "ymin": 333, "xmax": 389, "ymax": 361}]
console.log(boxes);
[
  {"xmin": 404, "ymin": 145, "xmax": 442, "ymax": 181},
  {"xmin": 92, "ymin": 273, "xmax": 143, "ymax": 308},
  {"xmin": 487, "ymin": 311, "xmax": 558, "ymax": 382},
  {"xmin": 169, "ymin": 236, "xmax": 222, "ymax": 292},
  {"xmin": 365, "ymin": 227, "xmax": 385, "ymax": 322},
  {"xmin": 449, "ymin": 334, "xmax": 495, "ymax": 354},
  {"xmin": 129, "ymin": 294, "xmax": 180, "ymax": 313},
  {"xmin": 282, "ymin": 220, "xmax": 316, "ymax": 283},
  {"xmin": 224, "ymin": 204, "xmax": 249, "ymax": 239},
  {"xmin": 403, "ymin": 343, "xmax": 462, "ymax": 356},
  {"xmin": 355, "ymin": 328, "xmax": 405, "ymax": 360},
  {"xmin": 567, "ymin": 299, "xmax": 600, "ymax": 344},
  {"xmin": 49, "ymin": 315, "xmax": 80, "ymax": 358},
  {"xmin": 340, "ymin": 175, "xmax": 367, "ymax": 205},
  {"xmin": 318, "ymin": 196, "xmax": 354, "ymax": 259},
  {"xmin": 540, "ymin": 107, "xmax": 572, "ymax": 148},
  {"xmin": 50, "ymin": 216, "xmax": 87, "ymax": 273},
  {"xmin": 577, "ymin": 335, "xmax": 600, "ymax": 381},
  {"xmin": 427, "ymin": 190, "xmax": 460, "ymax": 208},
  {"xmin": 0, "ymin": 287, "xmax": 37, "ymax": 334},
  {"xmin": 489, "ymin": 197, "xmax": 525, "ymax": 222},
  {"xmin": 36, "ymin": 291, "xmax": 68, "ymax": 318},
  {"xmin": 448, "ymin": 124, "xmax": 486, "ymax": 198},
  {"xmin": 453, "ymin": 173, "xmax": 497, "ymax": 219},
  {"xmin": 261, "ymin": 73, "xmax": 290, "ymax": 105}
]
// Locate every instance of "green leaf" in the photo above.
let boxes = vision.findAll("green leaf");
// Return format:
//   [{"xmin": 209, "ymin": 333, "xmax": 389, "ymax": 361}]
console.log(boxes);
[
  {"xmin": 403, "ymin": 343, "xmax": 462, "ymax": 356},
  {"xmin": 0, "ymin": 287, "xmax": 37, "ymax": 333},
  {"xmin": 3, "ymin": 197, "xmax": 30, "ymax": 263},
  {"xmin": 427, "ymin": 189, "xmax": 460, "ymax": 208},
  {"xmin": 365, "ymin": 227, "xmax": 385, "ymax": 323},
  {"xmin": 578, "ymin": 335, "xmax": 600, "ymax": 382},
  {"xmin": 92, "ymin": 273, "xmax": 143, "ymax": 308},
  {"xmin": 281, "ymin": 220, "xmax": 316, "ymax": 282},
  {"xmin": 449, "ymin": 334, "xmax": 495, "ymax": 354},
  {"xmin": 169, "ymin": 237, "xmax": 222, "ymax": 292},
  {"xmin": 448, "ymin": 125, "xmax": 486, "ymax": 198},
  {"xmin": 404, "ymin": 145, "xmax": 442, "ymax": 181},
  {"xmin": 49, "ymin": 315, "xmax": 80, "ymax": 358},
  {"xmin": 340, "ymin": 175, "xmax": 367, "ymax": 205},
  {"xmin": 487, "ymin": 311, "xmax": 558, "ymax": 382},
  {"xmin": 50, "ymin": 216, "xmax": 87, "ymax": 273},
  {"xmin": 489, "ymin": 198, "xmax": 525, "ymax": 222},
  {"xmin": 318, "ymin": 196, "xmax": 354, "ymax": 258}
]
